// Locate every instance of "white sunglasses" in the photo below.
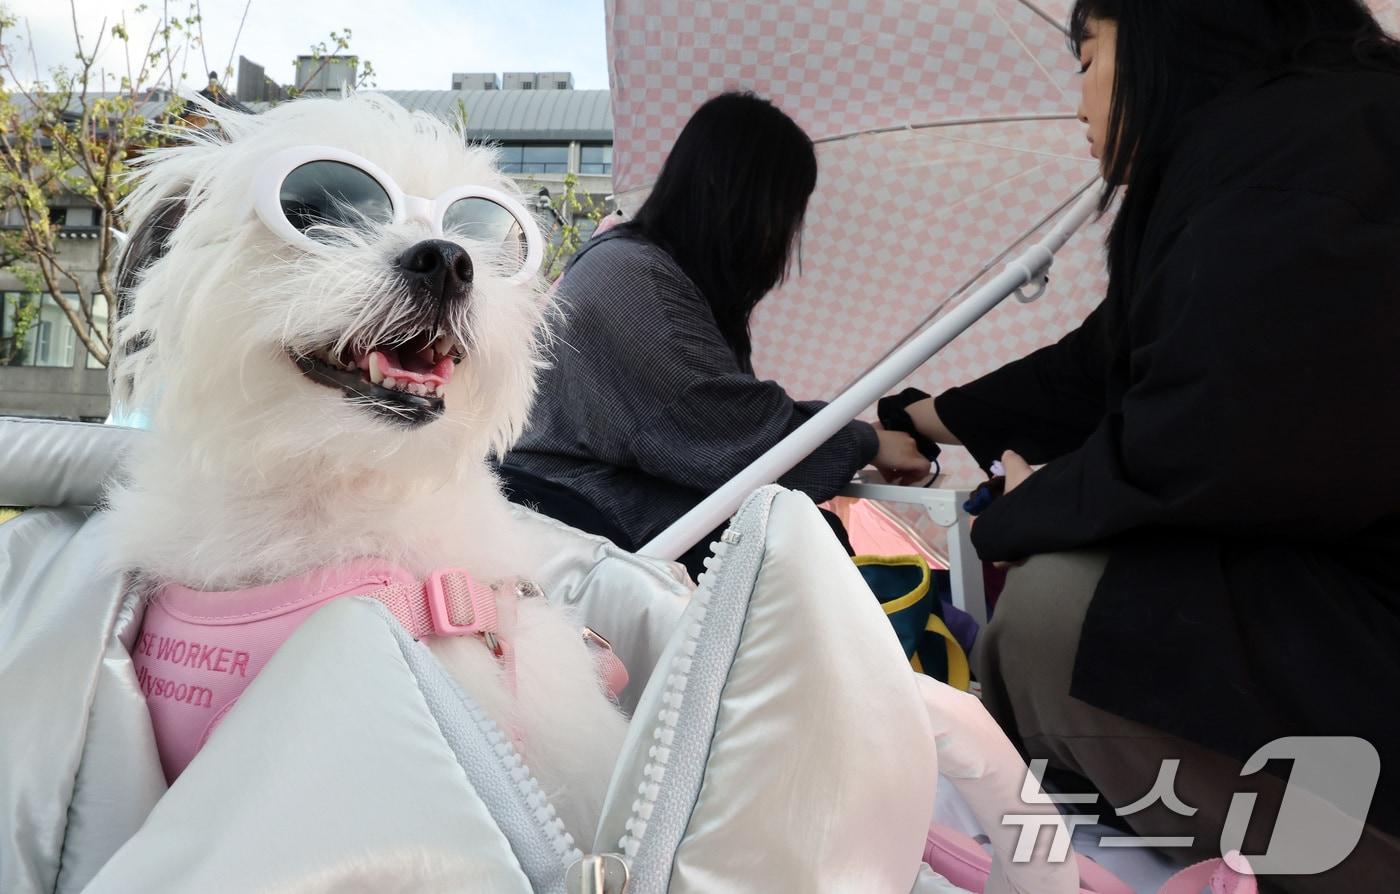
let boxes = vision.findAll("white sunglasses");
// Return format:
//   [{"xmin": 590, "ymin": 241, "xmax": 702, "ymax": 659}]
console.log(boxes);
[{"xmin": 252, "ymin": 145, "xmax": 545, "ymax": 285}]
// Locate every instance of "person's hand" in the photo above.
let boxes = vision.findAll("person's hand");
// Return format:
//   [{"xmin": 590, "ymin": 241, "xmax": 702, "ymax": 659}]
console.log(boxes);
[
  {"xmin": 873, "ymin": 428, "xmax": 933, "ymax": 486},
  {"xmin": 1001, "ymin": 449, "xmax": 1033, "ymax": 493},
  {"xmin": 988, "ymin": 449, "xmax": 1034, "ymax": 570}
]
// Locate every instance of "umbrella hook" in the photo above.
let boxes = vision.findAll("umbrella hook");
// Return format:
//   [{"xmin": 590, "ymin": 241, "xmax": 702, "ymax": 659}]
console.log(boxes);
[
  {"xmin": 1011, "ymin": 256, "xmax": 1053, "ymax": 304},
  {"xmin": 1015, "ymin": 273, "xmax": 1050, "ymax": 303}
]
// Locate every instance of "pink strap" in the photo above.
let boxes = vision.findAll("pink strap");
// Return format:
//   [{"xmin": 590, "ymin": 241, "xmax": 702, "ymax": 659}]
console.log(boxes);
[
  {"xmin": 362, "ymin": 568, "xmax": 517, "ymax": 699},
  {"xmin": 367, "ymin": 569, "xmax": 498, "ymax": 641},
  {"xmin": 923, "ymin": 824, "xmax": 1256, "ymax": 894},
  {"xmin": 1157, "ymin": 852, "xmax": 1257, "ymax": 894},
  {"xmin": 923, "ymin": 824, "xmax": 1132, "ymax": 893},
  {"xmin": 366, "ymin": 572, "xmax": 626, "ymax": 729}
]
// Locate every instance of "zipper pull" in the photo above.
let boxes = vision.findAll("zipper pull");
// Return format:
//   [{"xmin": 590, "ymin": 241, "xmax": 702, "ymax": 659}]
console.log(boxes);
[{"xmin": 565, "ymin": 853, "xmax": 629, "ymax": 893}]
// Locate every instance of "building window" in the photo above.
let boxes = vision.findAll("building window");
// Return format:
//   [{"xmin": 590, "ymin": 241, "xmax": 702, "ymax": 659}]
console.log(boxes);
[
  {"xmin": 497, "ymin": 143, "xmax": 569, "ymax": 174},
  {"xmin": 86, "ymin": 293, "xmax": 110, "ymax": 369},
  {"xmin": 556, "ymin": 81, "xmax": 569, "ymax": 90},
  {"xmin": 579, "ymin": 144, "xmax": 613, "ymax": 175},
  {"xmin": 521, "ymin": 82, "xmax": 534, "ymax": 90},
  {"xmin": 1, "ymin": 291, "xmax": 78, "ymax": 368},
  {"xmin": 38, "ymin": 205, "xmax": 99, "ymax": 230}
]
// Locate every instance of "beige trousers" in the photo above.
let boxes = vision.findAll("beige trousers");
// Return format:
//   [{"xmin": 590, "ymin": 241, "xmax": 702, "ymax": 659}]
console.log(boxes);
[{"xmin": 972, "ymin": 550, "xmax": 1400, "ymax": 894}]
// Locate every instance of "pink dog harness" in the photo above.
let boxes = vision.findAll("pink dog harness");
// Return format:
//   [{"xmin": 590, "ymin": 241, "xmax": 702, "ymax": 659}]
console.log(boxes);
[{"xmin": 133, "ymin": 559, "xmax": 626, "ymax": 782}]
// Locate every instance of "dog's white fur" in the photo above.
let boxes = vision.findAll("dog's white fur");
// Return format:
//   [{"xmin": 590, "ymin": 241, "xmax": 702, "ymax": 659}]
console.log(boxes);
[{"xmin": 106, "ymin": 94, "xmax": 625, "ymax": 844}]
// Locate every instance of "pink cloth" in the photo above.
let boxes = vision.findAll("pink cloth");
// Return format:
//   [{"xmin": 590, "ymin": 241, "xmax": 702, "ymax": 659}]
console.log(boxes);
[
  {"xmin": 823, "ymin": 496, "xmax": 943, "ymax": 567},
  {"xmin": 133, "ymin": 560, "xmax": 423, "ymax": 782}
]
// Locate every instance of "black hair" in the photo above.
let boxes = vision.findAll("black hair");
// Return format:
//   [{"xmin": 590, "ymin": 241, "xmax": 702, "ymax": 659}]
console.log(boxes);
[
  {"xmin": 115, "ymin": 194, "xmax": 186, "ymax": 319},
  {"xmin": 109, "ymin": 193, "xmax": 185, "ymax": 398},
  {"xmin": 1068, "ymin": 0, "xmax": 1400, "ymax": 307},
  {"xmin": 625, "ymin": 91, "xmax": 817, "ymax": 373}
]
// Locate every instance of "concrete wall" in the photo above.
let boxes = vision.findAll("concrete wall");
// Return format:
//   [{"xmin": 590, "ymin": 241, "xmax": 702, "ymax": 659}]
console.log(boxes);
[
  {"xmin": 0, "ymin": 236, "xmax": 111, "ymax": 421},
  {"xmin": 0, "ymin": 363, "xmax": 109, "ymax": 420}
]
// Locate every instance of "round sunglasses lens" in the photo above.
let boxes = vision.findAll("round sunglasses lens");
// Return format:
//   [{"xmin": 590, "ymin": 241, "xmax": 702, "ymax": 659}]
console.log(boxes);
[
  {"xmin": 443, "ymin": 197, "xmax": 528, "ymax": 273},
  {"xmin": 279, "ymin": 161, "xmax": 393, "ymax": 238}
]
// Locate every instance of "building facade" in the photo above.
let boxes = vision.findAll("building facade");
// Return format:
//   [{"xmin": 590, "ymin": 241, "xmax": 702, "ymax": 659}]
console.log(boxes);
[
  {"xmin": 0, "ymin": 225, "xmax": 111, "ymax": 420},
  {"xmin": 379, "ymin": 86, "xmax": 614, "ymax": 243},
  {"xmin": 0, "ymin": 72, "xmax": 614, "ymax": 420}
]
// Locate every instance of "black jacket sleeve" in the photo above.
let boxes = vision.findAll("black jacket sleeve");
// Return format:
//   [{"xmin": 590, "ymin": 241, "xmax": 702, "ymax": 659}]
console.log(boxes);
[
  {"xmin": 972, "ymin": 186, "xmax": 1400, "ymax": 561},
  {"xmin": 933, "ymin": 301, "xmax": 1112, "ymax": 468}
]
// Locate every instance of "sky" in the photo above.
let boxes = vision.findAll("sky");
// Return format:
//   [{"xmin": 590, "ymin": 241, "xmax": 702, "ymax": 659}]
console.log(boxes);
[{"xmin": 8, "ymin": 0, "xmax": 611, "ymax": 93}]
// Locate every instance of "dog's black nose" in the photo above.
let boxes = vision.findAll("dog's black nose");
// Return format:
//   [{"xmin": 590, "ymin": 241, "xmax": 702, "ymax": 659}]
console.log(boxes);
[{"xmin": 396, "ymin": 239, "xmax": 473, "ymax": 304}]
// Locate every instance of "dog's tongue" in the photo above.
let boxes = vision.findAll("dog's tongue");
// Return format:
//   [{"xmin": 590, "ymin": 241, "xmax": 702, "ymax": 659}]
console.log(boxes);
[{"xmin": 355, "ymin": 345, "xmax": 454, "ymax": 387}]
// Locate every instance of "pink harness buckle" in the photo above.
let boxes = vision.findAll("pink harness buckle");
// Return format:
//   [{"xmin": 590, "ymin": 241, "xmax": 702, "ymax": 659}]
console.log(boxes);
[{"xmin": 424, "ymin": 569, "xmax": 501, "ymax": 653}]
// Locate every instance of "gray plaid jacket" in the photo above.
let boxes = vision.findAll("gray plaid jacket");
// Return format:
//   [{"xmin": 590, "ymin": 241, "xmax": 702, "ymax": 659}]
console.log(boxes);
[{"xmin": 503, "ymin": 229, "xmax": 878, "ymax": 549}]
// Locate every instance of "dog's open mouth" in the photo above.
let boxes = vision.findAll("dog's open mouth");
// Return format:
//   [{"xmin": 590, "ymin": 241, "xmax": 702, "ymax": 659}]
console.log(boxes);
[{"xmin": 291, "ymin": 331, "xmax": 465, "ymax": 426}]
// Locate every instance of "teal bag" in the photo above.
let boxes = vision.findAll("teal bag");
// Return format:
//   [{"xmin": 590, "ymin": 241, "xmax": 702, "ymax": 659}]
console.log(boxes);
[{"xmin": 854, "ymin": 555, "xmax": 971, "ymax": 691}]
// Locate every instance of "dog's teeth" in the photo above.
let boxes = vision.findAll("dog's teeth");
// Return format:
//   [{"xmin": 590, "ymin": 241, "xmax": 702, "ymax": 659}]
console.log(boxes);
[
  {"xmin": 369, "ymin": 353, "xmax": 384, "ymax": 385},
  {"xmin": 407, "ymin": 383, "xmax": 424, "ymax": 396},
  {"xmin": 433, "ymin": 334, "xmax": 455, "ymax": 357},
  {"xmin": 383, "ymin": 376, "xmax": 398, "ymax": 390}
]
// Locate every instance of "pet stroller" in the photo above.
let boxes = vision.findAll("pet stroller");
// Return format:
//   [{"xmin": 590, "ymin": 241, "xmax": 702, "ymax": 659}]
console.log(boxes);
[
  {"xmin": 0, "ymin": 0, "xmax": 1273, "ymax": 884},
  {"xmin": 1, "ymin": 416, "xmax": 1252, "ymax": 893}
]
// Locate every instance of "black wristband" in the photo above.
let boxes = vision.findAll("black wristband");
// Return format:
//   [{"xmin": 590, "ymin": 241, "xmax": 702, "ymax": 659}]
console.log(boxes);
[{"xmin": 877, "ymin": 387, "xmax": 942, "ymax": 463}]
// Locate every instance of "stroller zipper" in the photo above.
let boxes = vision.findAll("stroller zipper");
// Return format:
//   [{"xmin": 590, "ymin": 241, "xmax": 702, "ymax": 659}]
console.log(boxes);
[
  {"xmin": 474, "ymin": 698, "xmax": 582, "ymax": 866},
  {"xmin": 383, "ymin": 605, "xmax": 583, "ymax": 891},
  {"xmin": 617, "ymin": 531, "xmax": 732, "ymax": 859},
  {"xmin": 613, "ymin": 487, "xmax": 777, "ymax": 891}
]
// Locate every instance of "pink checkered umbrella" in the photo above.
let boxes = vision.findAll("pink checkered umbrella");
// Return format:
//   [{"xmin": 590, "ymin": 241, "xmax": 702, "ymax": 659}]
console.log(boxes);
[
  {"xmin": 607, "ymin": 0, "xmax": 1099, "ymax": 497},
  {"xmin": 607, "ymin": 0, "xmax": 1400, "ymax": 558}
]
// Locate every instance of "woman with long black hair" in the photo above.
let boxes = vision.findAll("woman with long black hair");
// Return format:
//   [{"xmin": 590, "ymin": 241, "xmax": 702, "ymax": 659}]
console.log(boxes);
[
  {"xmin": 501, "ymin": 92, "xmax": 930, "ymax": 578},
  {"xmin": 905, "ymin": 1, "xmax": 1400, "ymax": 888}
]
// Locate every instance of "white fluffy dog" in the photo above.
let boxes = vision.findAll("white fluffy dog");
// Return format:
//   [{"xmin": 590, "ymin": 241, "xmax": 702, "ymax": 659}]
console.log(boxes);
[{"xmin": 106, "ymin": 93, "xmax": 626, "ymax": 842}]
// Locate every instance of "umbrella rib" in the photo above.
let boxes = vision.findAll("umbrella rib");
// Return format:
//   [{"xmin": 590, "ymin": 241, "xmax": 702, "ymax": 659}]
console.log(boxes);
[
  {"xmin": 833, "ymin": 176, "xmax": 1100, "ymax": 395},
  {"xmin": 814, "ymin": 114, "xmax": 1078, "ymax": 146},
  {"xmin": 1013, "ymin": 0, "xmax": 1071, "ymax": 35},
  {"xmin": 992, "ymin": 2, "xmax": 1072, "ymax": 105},
  {"xmin": 940, "ymin": 158, "xmax": 1083, "ymax": 217},
  {"xmin": 917, "ymin": 130, "xmax": 1090, "ymax": 164},
  {"xmin": 927, "ymin": 175, "xmax": 1101, "ymax": 319}
]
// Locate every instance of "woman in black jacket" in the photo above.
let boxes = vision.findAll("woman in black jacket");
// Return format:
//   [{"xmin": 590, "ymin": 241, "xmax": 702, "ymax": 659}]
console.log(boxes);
[{"xmin": 907, "ymin": 1, "xmax": 1400, "ymax": 889}]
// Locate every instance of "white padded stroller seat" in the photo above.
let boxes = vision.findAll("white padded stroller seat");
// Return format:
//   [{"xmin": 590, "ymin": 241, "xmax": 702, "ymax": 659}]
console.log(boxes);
[{"xmin": 2, "ymin": 418, "xmax": 940, "ymax": 892}]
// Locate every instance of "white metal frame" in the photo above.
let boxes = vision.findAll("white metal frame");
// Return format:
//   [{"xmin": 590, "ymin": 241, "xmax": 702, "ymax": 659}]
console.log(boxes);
[
  {"xmin": 640, "ymin": 187, "xmax": 1100, "ymax": 565},
  {"xmin": 840, "ymin": 483, "xmax": 986, "ymax": 625}
]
